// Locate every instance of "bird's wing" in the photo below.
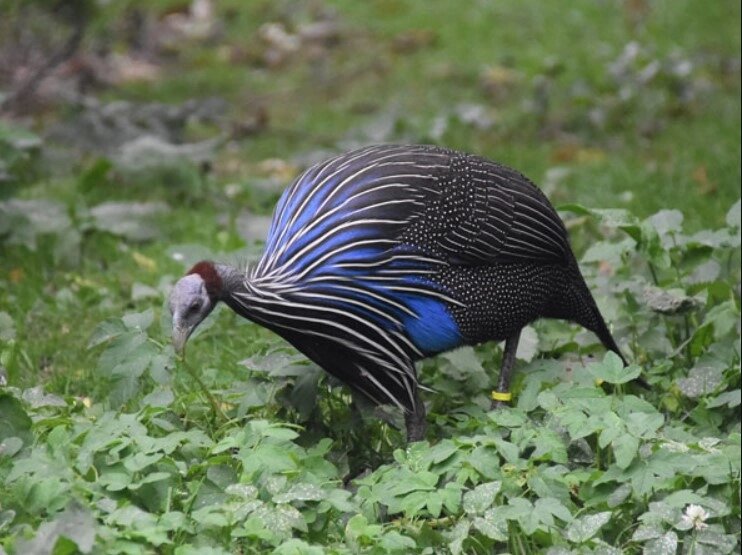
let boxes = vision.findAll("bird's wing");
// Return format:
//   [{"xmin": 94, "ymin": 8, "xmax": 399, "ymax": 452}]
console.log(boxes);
[
  {"xmin": 258, "ymin": 144, "xmax": 570, "ymax": 275},
  {"xmin": 395, "ymin": 150, "xmax": 572, "ymax": 266},
  {"xmin": 255, "ymin": 144, "xmax": 455, "ymax": 280}
]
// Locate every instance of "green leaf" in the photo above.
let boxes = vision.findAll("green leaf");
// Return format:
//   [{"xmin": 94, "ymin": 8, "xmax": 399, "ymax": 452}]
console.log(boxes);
[
  {"xmin": 472, "ymin": 509, "xmax": 508, "ymax": 541},
  {"xmin": 703, "ymin": 300, "xmax": 740, "ymax": 339},
  {"xmin": 613, "ymin": 434, "xmax": 640, "ymax": 469},
  {"xmin": 632, "ymin": 522, "xmax": 664, "ymax": 541},
  {"xmin": 426, "ymin": 492, "xmax": 443, "ymax": 517},
  {"xmin": 96, "ymin": 330, "xmax": 148, "ymax": 374},
  {"xmin": 273, "ymin": 484, "xmax": 324, "ymax": 504},
  {"xmin": 441, "ymin": 482, "xmax": 463, "ymax": 513},
  {"xmin": 0, "ymin": 510, "xmax": 15, "ymax": 533},
  {"xmin": 122, "ymin": 308, "xmax": 154, "ymax": 331},
  {"xmin": 643, "ymin": 531, "xmax": 678, "ymax": 555},
  {"xmin": 262, "ymin": 425, "xmax": 299, "ymax": 441},
  {"xmin": 462, "ymin": 481, "xmax": 501, "ymax": 514},
  {"xmin": 0, "ymin": 393, "xmax": 32, "ymax": 446},
  {"xmin": 676, "ymin": 363, "xmax": 724, "ymax": 398},
  {"xmin": 0, "ymin": 436, "xmax": 23, "ymax": 458},
  {"xmin": 597, "ymin": 411, "xmax": 624, "ymax": 448},
  {"xmin": 494, "ymin": 438, "xmax": 520, "ymax": 464},
  {"xmin": 99, "ymin": 471, "xmax": 132, "ymax": 492},
  {"xmin": 379, "ymin": 530, "xmax": 417, "ymax": 552},
  {"xmin": 447, "ymin": 520, "xmax": 471, "ymax": 555},
  {"xmin": 649, "ymin": 209, "xmax": 683, "ymax": 237},
  {"xmin": 579, "ymin": 207, "xmax": 639, "ymax": 228},
  {"xmin": 141, "ymin": 387, "xmax": 174, "ymax": 408},
  {"xmin": 607, "ymin": 483, "xmax": 632, "ymax": 508},
  {"xmin": 15, "ymin": 504, "xmax": 96, "ymax": 555},
  {"xmin": 565, "ymin": 511, "xmax": 611, "ymax": 543},
  {"xmin": 0, "ymin": 121, "xmax": 42, "ymax": 150},
  {"xmin": 136, "ymin": 471, "xmax": 172, "ymax": 485},
  {"xmin": 531, "ymin": 427, "xmax": 568, "ymax": 463},
  {"xmin": 439, "ymin": 346, "xmax": 487, "ymax": 384},
  {"xmin": 345, "ymin": 514, "xmax": 382, "ymax": 544},
  {"xmin": 90, "ymin": 201, "xmax": 167, "ymax": 242},
  {"xmin": 241, "ymin": 351, "xmax": 310, "ymax": 377},
  {"xmin": 582, "ymin": 238, "xmax": 635, "ymax": 265},
  {"xmin": 625, "ymin": 411, "xmax": 664, "ymax": 438},
  {"xmin": 516, "ymin": 377, "xmax": 541, "ymax": 413},
  {"xmin": 123, "ymin": 452, "xmax": 163, "ymax": 473},
  {"xmin": 271, "ymin": 539, "xmax": 326, "ymax": 555},
  {"xmin": 488, "ymin": 407, "xmax": 528, "ymax": 428},
  {"xmin": 87, "ymin": 318, "xmax": 127, "ymax": 349},
  {"xmin": 0, "ymin": 311, "xmax": 15, "ymax": 341},
  {"xmin": 534, "ymin": 497, "xmax": 573, "ymax": 523},
  {"xmin": 516, "ymin": 325, "xmax": 539, "ymax": 361},
  {"xmin": 191, "ymin": 505, "xmax": 231, "ymax": 528},
  {"xmin": 706, "ymin": 389, "xmax": 741, "ymax": 409},
  {"xmin": 726, "ymin": 199, "xmax": 741, "ymax": 228},
  {"xmin": 696, "ymin": 528, "xmax": 738, "ymax": 553},
  {"xmin": 588, "ymin": 352, "xmax": 641, "ymax": 384}
]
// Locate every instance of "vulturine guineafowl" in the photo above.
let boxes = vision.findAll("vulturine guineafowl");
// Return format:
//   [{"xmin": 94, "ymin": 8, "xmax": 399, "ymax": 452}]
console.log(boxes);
[{"xmin": 169, "ymin": 144, "xmax": 636, "ymax": 441}]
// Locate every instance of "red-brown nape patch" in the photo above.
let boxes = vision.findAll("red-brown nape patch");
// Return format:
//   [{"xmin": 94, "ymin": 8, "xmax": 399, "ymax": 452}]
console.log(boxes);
[{"xmin": 187, "ymin": 260, "xmax": 223, "ymax": 301}]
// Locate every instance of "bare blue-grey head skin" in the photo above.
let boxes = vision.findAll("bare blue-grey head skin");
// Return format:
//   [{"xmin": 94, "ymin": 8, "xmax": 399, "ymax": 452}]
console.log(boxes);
[{"xmin": 169, "ymin": 273, "xmax": 215, "ymax": 354}]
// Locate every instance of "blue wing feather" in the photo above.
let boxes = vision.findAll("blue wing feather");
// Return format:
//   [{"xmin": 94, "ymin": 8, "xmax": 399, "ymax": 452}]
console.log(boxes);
[{"xmin": 257, "ymin": 145, "xmax": 465, "ymax": 362}]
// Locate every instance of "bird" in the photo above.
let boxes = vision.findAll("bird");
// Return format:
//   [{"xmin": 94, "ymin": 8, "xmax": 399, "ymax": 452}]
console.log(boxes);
[{"xmin": 169, "ymin": 144, "xmax": 632, "ymax": 442}]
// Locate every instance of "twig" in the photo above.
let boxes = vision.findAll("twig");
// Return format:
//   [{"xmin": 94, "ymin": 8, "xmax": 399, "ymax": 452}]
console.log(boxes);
[{"xmin": 1, "ymin": 8, "xmax": 86, "ymax": 114}]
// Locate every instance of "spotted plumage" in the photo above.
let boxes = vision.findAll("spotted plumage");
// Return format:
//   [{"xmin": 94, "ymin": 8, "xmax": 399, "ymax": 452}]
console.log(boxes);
[{"xmin": 169, "ymin": 144, "xmax": 633, "ymax": 442}]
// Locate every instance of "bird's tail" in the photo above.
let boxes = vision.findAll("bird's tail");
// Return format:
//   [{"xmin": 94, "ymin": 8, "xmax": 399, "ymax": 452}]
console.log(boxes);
[
  {"xmin": 582, "ymin": 293, "xmax": 627, "ymax": 366},
  {"xmin": 566, "ymin": 273, "xmax": 627, "ymax": 365},
  {"xmin": 566, "ymin": 275, "xmax": 649, "ymax": 388}
]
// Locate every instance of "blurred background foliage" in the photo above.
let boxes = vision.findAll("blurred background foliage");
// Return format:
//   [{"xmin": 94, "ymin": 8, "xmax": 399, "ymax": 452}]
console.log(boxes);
[
  {"xmin": 1, "ymin": 0, "xmax": 738, "ymax": 397},
  {"xmin": 1, "ymin": 0, "xmax": 739, "ymax": 221}
]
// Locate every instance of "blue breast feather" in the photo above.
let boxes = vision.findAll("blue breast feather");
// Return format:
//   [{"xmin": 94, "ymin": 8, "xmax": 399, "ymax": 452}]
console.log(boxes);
[
  {"xmin": 399, "ymin": 295, "xmax": 463, "ymax": 355},
  {"xmin": 263, "ymin": 152, "xmax": 464, "ymax": 357}
]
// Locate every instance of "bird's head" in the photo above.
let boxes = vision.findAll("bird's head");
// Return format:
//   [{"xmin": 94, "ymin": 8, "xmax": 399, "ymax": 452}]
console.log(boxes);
[{"xmin": 169, "ymin": 261, "xmax": 222, "ymax": 354}]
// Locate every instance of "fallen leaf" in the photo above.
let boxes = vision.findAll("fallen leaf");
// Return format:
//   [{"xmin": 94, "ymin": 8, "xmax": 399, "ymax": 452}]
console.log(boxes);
[
  {"xmin": 132, "ymin": 251, "xmax": 157, "ymax": 272},
  {"xmin": 692, "ymin": 165, "xmax": 716, "ymax": 195},
  {"xmin": 552, "ymin": 145, "xmax": 606, "ymax": 164},
  {"xmin": 392, "ymin": 29, "xmax": 437, "ymax": 53},
  {"xmin": 598, "ymin": 260, "xmax": 615, "ymax": 276},
  {"xmin": 257, "ymin": 158, "xmax": 298, "ymax": 181},
  {"xmin": 480, "ymin": 65, "xmax": 519, "ymax": 98},
  {"xmin": 109, "ymin": 54, "xmax": 161, "ymax": 84},
  {"xmin": 9, "ymin": 268, "xmax": 24, "ymax": 283}
]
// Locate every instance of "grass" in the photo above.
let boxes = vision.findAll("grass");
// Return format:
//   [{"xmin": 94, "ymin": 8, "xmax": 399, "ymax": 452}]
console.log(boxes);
[
  {"xmin": 0, "ymin": 0, "xmax": 740, "ymax": 553},
  {"xmin": 111, "ymin": 0, "xmax": 740, "ymax": 226},
  {"xmin": 3, "ymin": 0, "xmax": 737, "ymax": 395}
]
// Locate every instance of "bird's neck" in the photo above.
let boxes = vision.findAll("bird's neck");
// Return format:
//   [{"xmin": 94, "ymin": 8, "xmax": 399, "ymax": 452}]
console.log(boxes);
[
  {"xmin": 213, "ymin": 263, "xmax": 287, "ymax": 323},
  {"xmin": 213, "ymin": 263, "xmax": 249, "ymax": 300}
]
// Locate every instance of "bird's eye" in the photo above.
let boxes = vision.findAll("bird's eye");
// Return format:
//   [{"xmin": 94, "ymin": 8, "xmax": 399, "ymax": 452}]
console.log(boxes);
[{"xmin": 188, "ymin": 301, "xmax": 201, "ymax": 314}]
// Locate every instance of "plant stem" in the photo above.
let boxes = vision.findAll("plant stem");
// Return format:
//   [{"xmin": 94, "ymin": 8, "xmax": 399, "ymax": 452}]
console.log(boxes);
[
  {"xmin": 177, "ymin": 354, "xmax": 229, "ymax": 425},
  {"xmin": 648, "ymin": 261, "xmax": 659, "ymax": 286}
]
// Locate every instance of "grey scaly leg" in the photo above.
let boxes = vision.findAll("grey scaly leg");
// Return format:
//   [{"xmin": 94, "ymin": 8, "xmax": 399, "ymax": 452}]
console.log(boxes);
[
  {"xmin": 404, "ymin": 387, "xmax": 427, "ymax": 442},
  {"xmin": 492, "ymin": 330, "xmax": 521, "ymax": 409}
]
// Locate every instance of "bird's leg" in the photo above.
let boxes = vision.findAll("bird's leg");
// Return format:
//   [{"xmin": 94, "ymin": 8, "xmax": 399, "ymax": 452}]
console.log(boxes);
[
  {"xmin": 491, "ymin": 331, "xmax": 521, "ymax": 409},
  {"xmin": 404, "ymin": 386, "xmax": 427, "ymax": 443}
]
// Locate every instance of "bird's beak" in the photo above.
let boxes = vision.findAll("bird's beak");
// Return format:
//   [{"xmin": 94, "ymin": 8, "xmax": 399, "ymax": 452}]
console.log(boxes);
[{"xmin": 171, "ymin": 318, "xmax": 192, "ymax": 356}]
